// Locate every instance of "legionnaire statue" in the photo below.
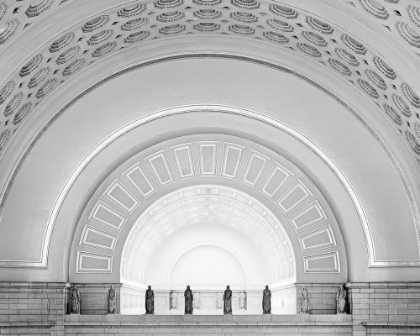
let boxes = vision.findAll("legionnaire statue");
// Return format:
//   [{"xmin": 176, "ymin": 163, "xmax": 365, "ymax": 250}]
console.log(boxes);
[
  {"xmin": 262, "ymin": 285, "xmax": 271, "ymax": 314},
  {"xmin": 223, "ymin": 285, "xmax": 233, "ymax": 314},
  {"xmin": 145, "ymin": 285, "xmax": 154, "ymax": 314},
  {"xmin": 184, "ymin": 285, "xmax": 194, "ymax": 314},
  {"xmin": 300, "ymin": 285, "xmax": 309, "ymax": 314},
  {"xmin": 70, "ymin": 285, "xmax": 81, "ymax": 314},
  {"xmin": 336, "ymin": 285, "xmax": 347, "ymax": 314},
  {"xmin": 107, "ymin": 285, "xmax": 117, "ymax": 314}
]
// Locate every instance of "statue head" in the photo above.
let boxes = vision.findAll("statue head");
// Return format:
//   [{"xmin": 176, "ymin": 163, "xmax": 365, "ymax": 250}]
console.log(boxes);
[
  {"xmin": 148, "ymin": 285, "xmax": 151, "ymax": 290},
  {"xmin": 110, "ymin": 285, "xmax": 114, "ymax": 289},
  {"xmin": 187, "ymin": 285, "xmax": 190, "ymax": 289},
  {"xmin": 227, "ymin": 285, "xmax": 230, "ymax": 289},
  {"xmin": 265, "ymin": 285, "xmax": 269, "ymax": 289}
]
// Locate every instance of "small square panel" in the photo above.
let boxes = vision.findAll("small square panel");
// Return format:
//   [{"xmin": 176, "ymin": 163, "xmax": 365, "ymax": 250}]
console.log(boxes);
[
  {"xmin": 242, "ymin": 150, "xmax": 269, "ymax": 187},
  {"xmin": 222, "ymin": 143, "xmax": 245, "ymax": 179},
  {"xmin": 198, "ymin": 141, "xmax": 218, "ymax": 176},
  {"xmin": 123, "ymin": 164, "xmax": 155, "ymax": 197},
  {"xmin": 145, "ymin": 150, "xmax": 174, "ymax": 185},
  {"xmin": 277, "ymin": 180, "xmax": 312, "ymax": 213},
  {"xmin": 171, "ymin": 143, "xmax": 195, "ymax": 178}
]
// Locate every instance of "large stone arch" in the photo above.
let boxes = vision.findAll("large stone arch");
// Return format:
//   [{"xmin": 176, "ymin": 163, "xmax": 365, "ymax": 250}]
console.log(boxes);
[
  {"xmin": 0, "ymin": 51, "xmax": 416, "ymax": 282},
  {"xmin": 68, "ymin": 132, "xmax": 348, "ymax": 284}
]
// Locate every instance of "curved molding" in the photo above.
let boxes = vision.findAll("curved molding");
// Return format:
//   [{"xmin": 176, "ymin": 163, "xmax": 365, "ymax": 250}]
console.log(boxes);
[{"xmin": 0, "ymin": 53, "xmax": 418, "ymax": 269}]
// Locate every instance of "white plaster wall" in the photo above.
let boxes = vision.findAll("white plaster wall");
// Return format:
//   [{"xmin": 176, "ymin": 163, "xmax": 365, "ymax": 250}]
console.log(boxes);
[{"xmin": 147, "ymin": 224, "xmax": 269, "ymax": 290}]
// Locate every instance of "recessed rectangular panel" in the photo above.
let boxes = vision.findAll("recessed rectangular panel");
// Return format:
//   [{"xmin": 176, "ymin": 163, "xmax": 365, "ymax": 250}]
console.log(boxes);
[
  {"xmin": 222, "ymin": 143, "xmax": 244, "ymax": 179},
  {"xmin": 278, "ymin": 181, "xmax": 312, "ymax": 213},
  {"xmin": 77, "ymin": 251, "xmax": 112, "ymax": 273},
  {"xmin": 242, "ymin": 151, "xmax": 269, "ymax": 186},
  {"xmin": 80, "ymin": 225, "xmax": 117, "ymax": 251},
  {"xmin": 299, "ymin": 225, "xmax": 336, "ymax": 252},
  {"xmin": 105, "ymin": 181, "xmax": 138, "ymax": 213},
  {"xmin": 290, "ymin": 201, "xmax": 327, "ymax": 231},
  {"xmin": 262, "ymin": 163, "xmax": 293, "ymax": 197},
  {"xmin": 304, "ymin": 251, "xmax": 340, "ymax": 273},
  {"xmin": 124, "ymin": 165, "xmax": 154, "ymax": 197},
  {"xmin": 90, "ymin": 201, "xmax": 126, "ymax": 231},
  {"xmin": 172, "ymin": 144, "xmax": 194, "ymax": 178},
  {"xmin": 146, "ymin": 151, "xmax": 173, "ymax": 185},
  {"xmin": 199, "ymin": 142, "xmax": 217, "ymax": 176}
]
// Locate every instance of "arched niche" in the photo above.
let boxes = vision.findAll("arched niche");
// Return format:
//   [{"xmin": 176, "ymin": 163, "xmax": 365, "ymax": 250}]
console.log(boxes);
[
  {"xmin": 69, "ymin": 133, "xmax": 347, "ymax": 287},
  {"xmin": 121, "ymin": 186, "xmax": 293, "ymax": 288}
]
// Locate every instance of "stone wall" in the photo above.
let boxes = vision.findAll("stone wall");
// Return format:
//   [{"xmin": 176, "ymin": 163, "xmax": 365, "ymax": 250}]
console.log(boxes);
[
  {"xmin": 0, "ymin": 282, "xmax": 68, "ymax": 336},
  {"xmin": 64, "ymin": 314, "xmax": 353, "ymax": 335},
  {"xmin": 348, "ymin": 282, "xmax": 420, "ymax": 336},
  {"xmin": 71, "ymin": 283, "xmax": 121, "ymax": 315},
  {"xmin": 1, "ymin": 281, "xmax": 420, "ymax": 335},
  {"xmin": 295, "ymin": 283, "xmax": 344, "ymax": 314}
]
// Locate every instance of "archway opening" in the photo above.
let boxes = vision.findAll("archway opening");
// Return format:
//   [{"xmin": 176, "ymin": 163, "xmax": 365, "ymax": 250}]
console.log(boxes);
[{"xmin": 120, "ymin": 185, "xmax": 296, "ymax": 314}]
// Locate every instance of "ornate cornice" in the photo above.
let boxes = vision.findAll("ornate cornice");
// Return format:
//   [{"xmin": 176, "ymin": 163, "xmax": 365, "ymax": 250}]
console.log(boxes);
[
  {"xmin": 362, "ymin": 322, "xmax": 420, "ymax": 329},
  {"xmin": 0, "ymin": 322, "xmax": 55, "ymax": 329}
]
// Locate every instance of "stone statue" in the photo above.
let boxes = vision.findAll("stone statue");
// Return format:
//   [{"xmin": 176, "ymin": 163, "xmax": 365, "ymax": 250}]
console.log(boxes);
[
  {"xmin": 336, "ymin": 285, "xmax": 347, "ymax": 314},
  {"xmin": 262, "ymin": 285, "xmax": 271, "ymax": 314},
  {"xmin": 239, "ymin": 291, "xmax": 246, "ymax": 310},
  {"xmin": 145, "ymin": 285, "xmax": 154, "ymax": 314},
  {"xmin": 300, "ymin": 285, "xmax": 309, "ymax": 314},
  {"xmin": 193, "ymin": 291, "xmax": 200, "ymax": 309},
  {"xmin": 107, "ymin": 285, "xmax": 117, "ymax": 314},
  {"xmin": 223, "ymin": 285, "xmax": 232, "ymax": 314},
  {"xmin": 170, "ymin": 291, "xmax": 177, "ymax": 309},
  {"xmin": 217, "ymin": 291, "xmax": 223, "ymax": 309},
  {"xmin": 70, "ymin": 285, "xmax": 80, "ymax": 314},
  {"xmin": 184, "ymin": 285, "xmax": 194, "ymax": 314}
]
